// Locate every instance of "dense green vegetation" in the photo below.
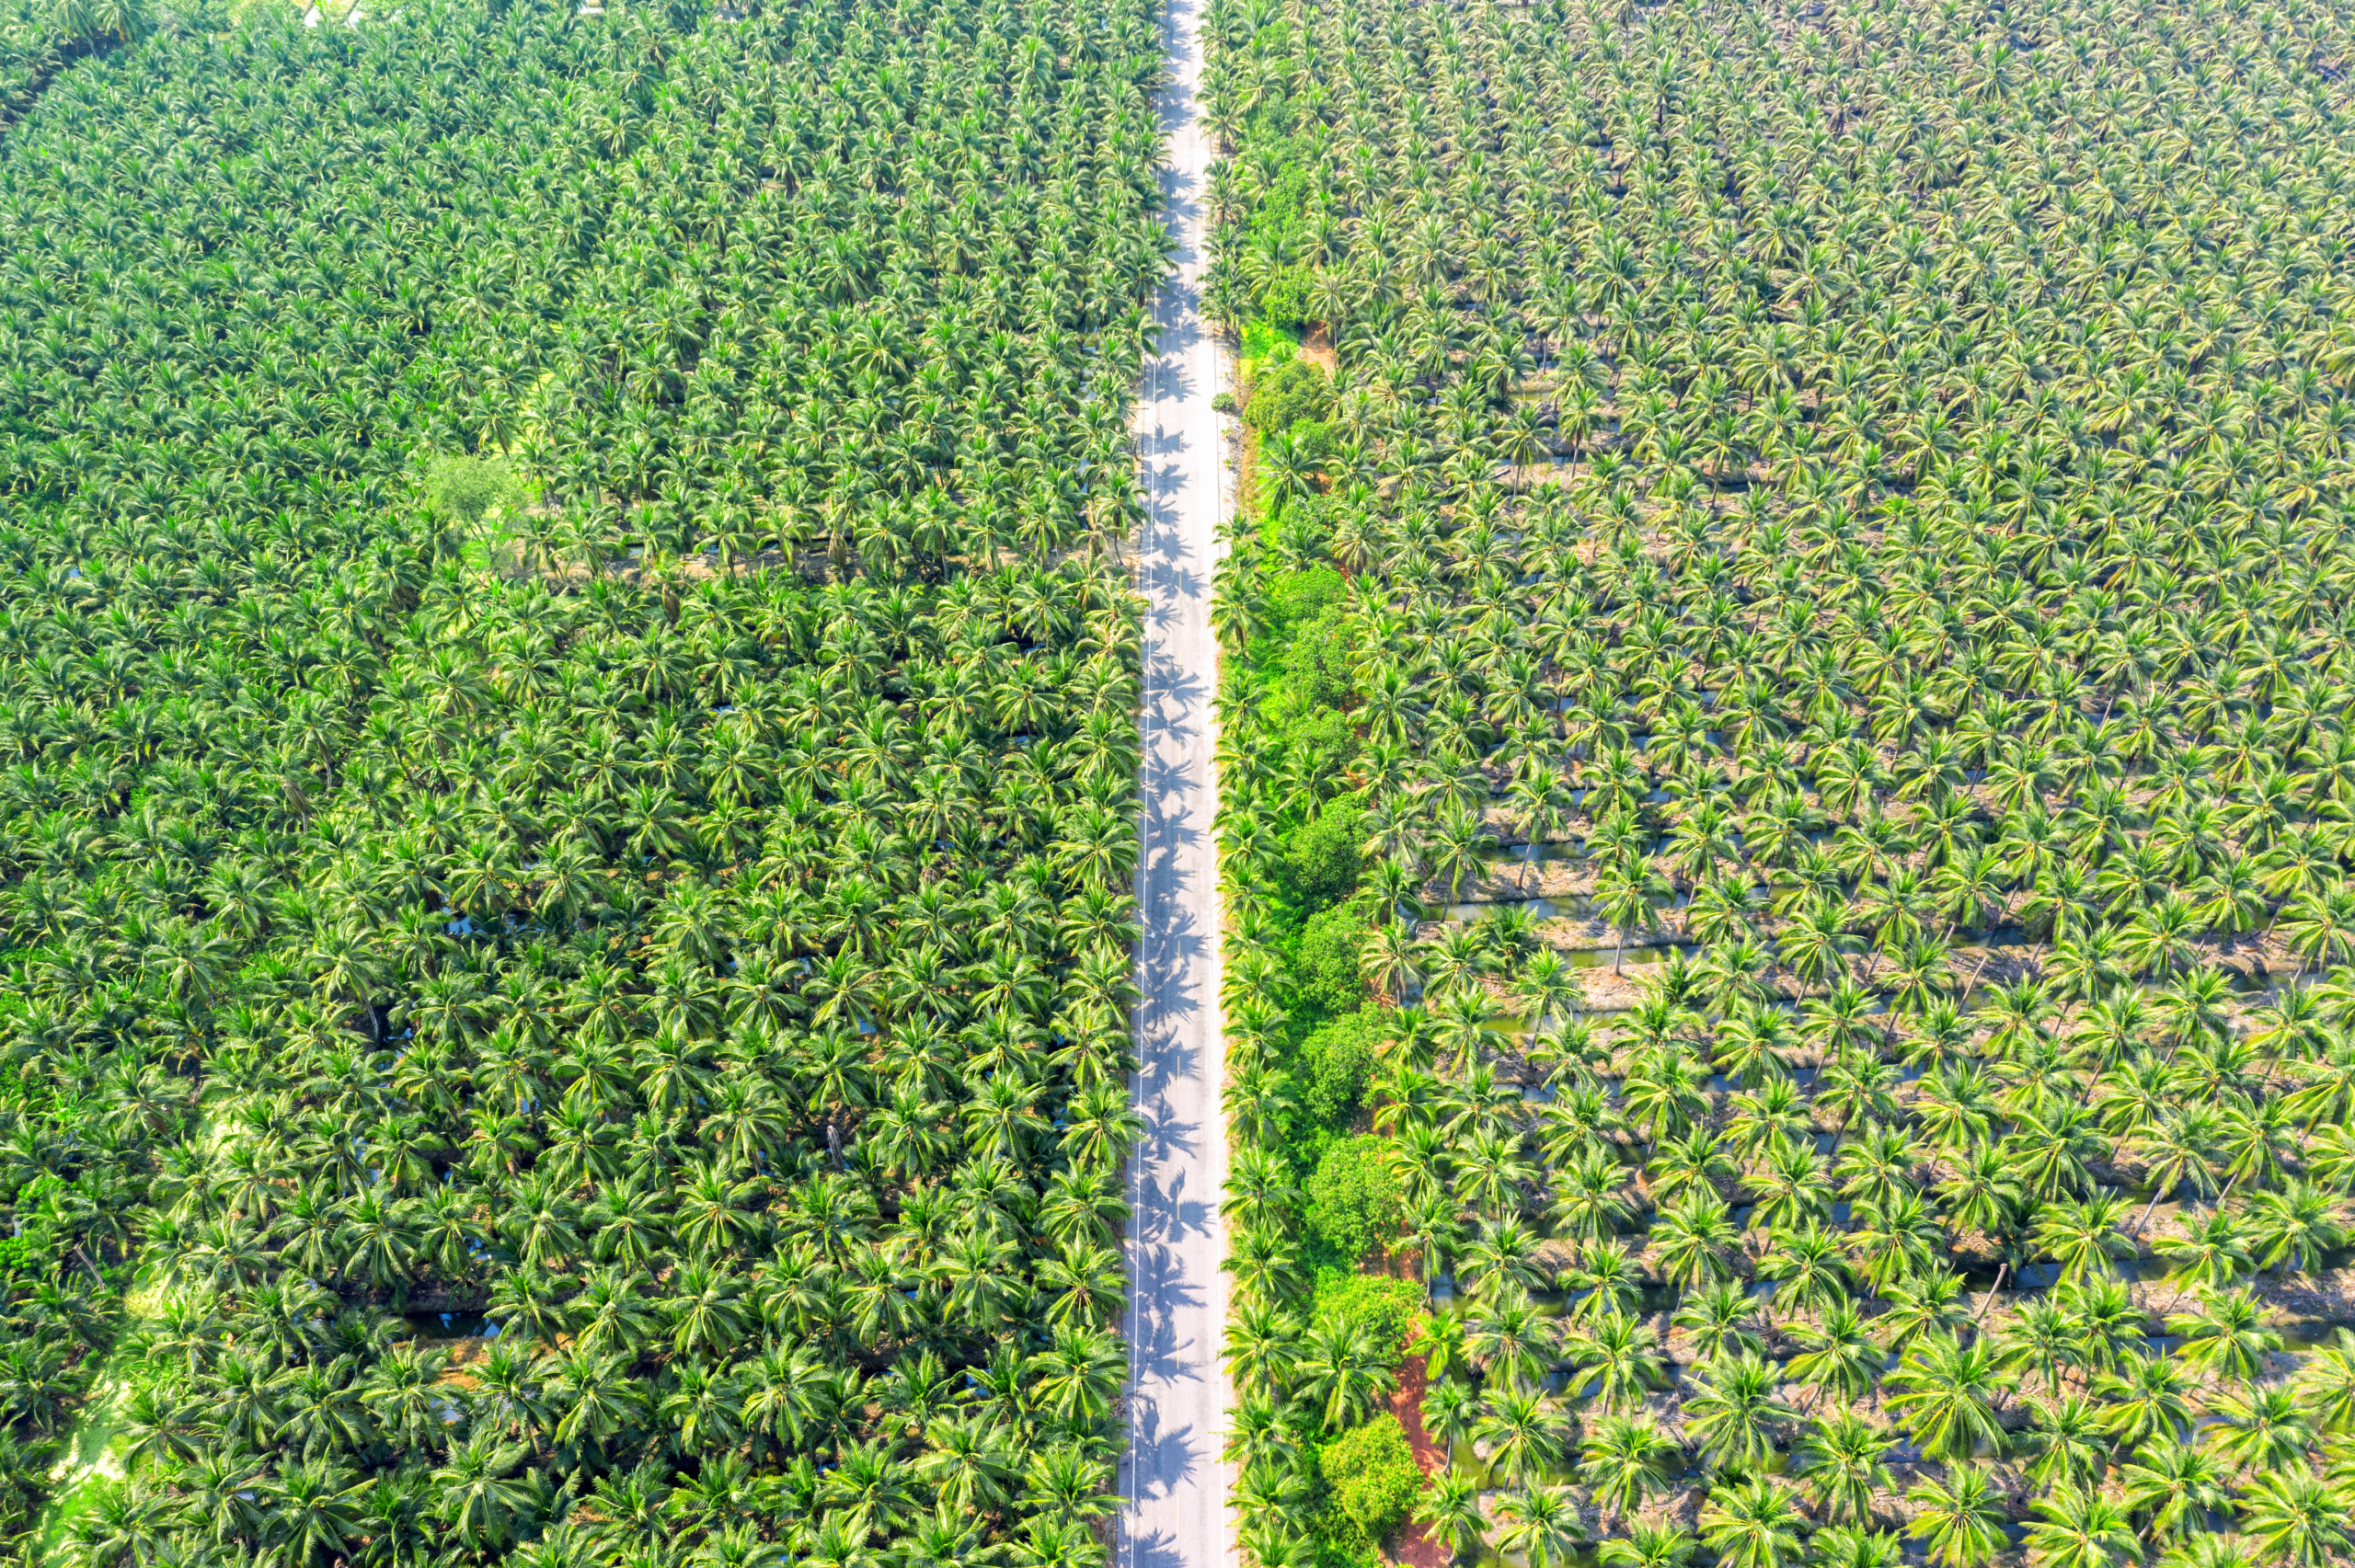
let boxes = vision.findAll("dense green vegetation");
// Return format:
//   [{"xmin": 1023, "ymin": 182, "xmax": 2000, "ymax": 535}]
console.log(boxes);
[
  {"xmin": 0, "ymin": 0, "xmax": 1166, "ymax": 1560},
  {"xmin": 1205, "ymin": 0, "xmax": 2355, "ymax": 1566},
  {"xmin": 0, "ymin": 0, "xmax": 112, "ymax": 134}
]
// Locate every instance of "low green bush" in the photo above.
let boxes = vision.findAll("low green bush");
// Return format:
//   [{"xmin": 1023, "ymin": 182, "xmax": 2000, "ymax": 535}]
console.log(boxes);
[
  {"xmin": 1304, "ymin": 1134, "xmax": 1404, "ymax": 1261},
  {"xmin": 1285, "ymin": 808, "xmax": 1365, "ymax": 911},
  {"xmin": 420, "ymin": 452, "xmax": 521, "ymax": 525},
  {"xmin": 1318, "ymin": 1414, "xmax": 1422, "ymax": 1544},
  {"xmin": 1298, "ymin": 1006, "xmax": 1382, "ymax": 1119},
  {"xmin": 1245, "ymin": 353, "xmax": 1332, "ymax": 434},
  {"xmin": 1312, "ymin": 1269, "xmax": 1422, "ymax": 1362}
]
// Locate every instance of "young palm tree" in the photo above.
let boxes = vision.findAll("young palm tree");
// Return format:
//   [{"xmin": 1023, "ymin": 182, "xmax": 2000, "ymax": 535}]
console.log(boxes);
[
  {"xmin": 1493, "ymin": 1485, "xmax": 1586, "ymax": 1568},
  {"xmin": 1883, "ymin": 1333, "xmax": 2005, "ymax": 1461},
  {"xmin": 2164, "ymin": 1288, "xmax": 2281, "ymax": 1388},
  {"xmin": 2117, "ymin": 1438, "xmax": 2231, "ymax": 1543},
  {"xmin": 2239, "ymin": 1473, "xmax": 2353, "ymax": 1568},
  {"xmin": 1401, "ymin": 1468, "xmax": 1478, "ymax": 1561},
  {"xmin": 2022, "ymin": 1486, "xmax": 2142, "ymax": 1568},
  {"xmin": 1700, "ymin": 1479, "xmax": 1806, "ymax": 1568},
  {"xmin": 1793, "ymin": 1413, "xmax": 1893, "ymax": 1527},
  {"xmin": 1582, "ymin": 1415, "xmax": 1683, "ymax": 1527},
  {"xmin": 1680, "ymin": 1353, "xmax": 1795, "ymax": 1471},
  {"xmin": 1908, "ymin": 1466, "xmax": 2013, "ymax": 1568},
  {"xmin": 1473, "ymin": 1388, "xmax": 1573, "ymax": 1489}
]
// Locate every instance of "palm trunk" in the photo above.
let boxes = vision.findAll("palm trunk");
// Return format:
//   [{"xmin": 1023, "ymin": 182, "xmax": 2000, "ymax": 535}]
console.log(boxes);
[
  {"xmin": 1969, "ymin": 1263, "xmax": 2007, "ymax": 1328},
  {"xmin": 2131, "ymin": 1182, "xmax": 2170, "ymax": 1241},
  {"xmin": 1958, "ymin": 947, "xmax": 1993, "ymax": 1001}
]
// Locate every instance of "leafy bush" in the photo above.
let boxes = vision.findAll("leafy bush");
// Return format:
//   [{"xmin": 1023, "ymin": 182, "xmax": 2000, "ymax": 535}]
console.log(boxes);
[
  {"xmin": 1263, "ymin": 564, "xmax": 1348, "ymax": 639},
  {"xmin": 420, "ymin": 452, "xmax": 521, "ymax": 526},
  {"xmin": 1318, "ymin": 1414, "xmax": 1422, "ymax": 1544},
  {"xmin": 1273, "ymin": 601, "xmax": 1358, "ymax": 714},
  {"xmin": 1298, "ymin": 1007, "xmax": 1380, "ymax": 1117},
  {"xmin": 1312, "ymin": 1269, "xmax": 1421, "ymax": 1362},
  {"xmin": 1304, "ymin": 1134, "xmax": 1404, "ymax": 1260},
  {"xmin": 1240, "ymin": 315, "xmax": 1303, "ymax": 362},
  {"xmin": 1294, "ymin": 903, "xmax": 1372, "ymax": 1021},
  {"xmin": 1244, "ymin": 354, "xmax": 1332, "ymax": 434},
  {"xmin": 1285, "ymin": 808, "xmax": 1365, "ymax": 911}
]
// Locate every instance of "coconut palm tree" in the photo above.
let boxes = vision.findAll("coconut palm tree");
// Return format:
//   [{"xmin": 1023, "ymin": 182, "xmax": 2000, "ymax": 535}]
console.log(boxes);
[
  {"xmin": 1681, "ymin": 1353, "xmax": 1795, "ymax": 1471},
  {"xmin": 1582, "ymin": 1415, "xmax": 1683, "ymax": 1527},
  {"xmin": 1909, "ymin": 1467, "xmax": 2012, "ymax": 1568},
  {"xmin": 1701, "ymin": 1479, "xmax": 1807, "ymax": 1568},
  {"xmin": 1883, "ymin": 1333, "xmax": 2005, "ymax": 1461},
  {"xmin": 1494, "ymin": 1485, "xmax": 1587, "ymax": 1568},
  {"xmin": 2239, "ymin": 1474, "xmax": 2353, "ymax": 1568},
  {"xmin": 2023, "ymin": 1486, "xmax": 2142, "ymax": 1568},
  {"xmin": 1794, "ymin": 1413, "xmax": 1894, "ymax": 1527}
]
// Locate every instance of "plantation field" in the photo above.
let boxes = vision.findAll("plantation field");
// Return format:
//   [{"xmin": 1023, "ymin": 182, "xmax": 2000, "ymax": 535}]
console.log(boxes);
[
  {"xmin": 0, "ymin": 0, "xmax": 1167, "ymax": 1562},
  {"xmin": 1203, "ymin": 1, "xmax": 2355, "ymax": 1568}
]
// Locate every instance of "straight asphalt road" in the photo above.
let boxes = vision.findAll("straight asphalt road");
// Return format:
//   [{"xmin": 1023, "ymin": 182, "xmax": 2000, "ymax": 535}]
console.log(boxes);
[{"xmin": 1123, "ymin": 0, "xmax": 1226, "ymax": 1564}]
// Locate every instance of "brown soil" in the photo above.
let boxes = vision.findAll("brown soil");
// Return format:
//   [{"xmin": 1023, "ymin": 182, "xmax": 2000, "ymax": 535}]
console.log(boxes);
[
  {"xmin": 1386, "ymin": 1341, "xmax": 1454, "ymax": 1568},
  {"xmin": 1301, "ymin": 322, "xmax": 1340, "ymax": 374}
]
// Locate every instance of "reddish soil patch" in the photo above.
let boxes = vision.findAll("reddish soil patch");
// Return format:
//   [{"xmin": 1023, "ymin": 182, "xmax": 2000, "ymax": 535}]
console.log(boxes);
[
  {"xmin": 1387, "ymin": 1342, "xmax": 1453, "ymax": 1568},
  {"xmin": 1301, "ymin": 323, "xmax": 1341, "ymax": 374}
]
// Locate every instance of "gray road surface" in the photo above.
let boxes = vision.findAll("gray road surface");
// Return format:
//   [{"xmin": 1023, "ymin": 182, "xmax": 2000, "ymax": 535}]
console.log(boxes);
[{"xmin": 1123, "ymin": 0, "xmax": 1227, "ymax": 1566}]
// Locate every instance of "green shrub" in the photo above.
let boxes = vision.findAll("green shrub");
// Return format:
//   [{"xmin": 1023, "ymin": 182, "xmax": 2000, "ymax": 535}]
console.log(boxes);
[
  {"xmin": 1298, "ymin": 1006, "xmax": 1380, "ymax": 1117},
  {"xmin": 1318, "ymin": 1414, "xmax": 1421, "ymax": 1544},
  {"xmin": 1245, "ymin": 354, "xmax": 1332, "ymax": 434},
  {"xmin": 1288, "ymin": 415, "xmax": 1336, "ymax": 463},
  {"xmin": 1241, "ymin": 316, "xmax": 1303, "ymax": 363},
  {"xmin": 1294, "ymin": 904, "xmax": 1372, "ymax": 1021},
  {"xmin": 1259, "ymin": 264, "xmax": 1316, "ymax": 326},
  {"xmin": 1284, "ymin": 807, "xmax": 1364, "ymax": 910},
  {"xmin": 1275, "ymin": 601, "xmax": 1357, "ymax": 712},
  {"xmin": 1265, "ymin": 564, "xmax": 1346, "ymax": 635},
  {"xmin": 1304, "ymin": 1134, "xmax": 1403, "ymax": 1261},
  {"xmin": 1311, "ymin": 1269, "xmax": 1421, "ymax": 1362},
  {"xmin": 421, "ymin": 452, "xmax": 520, "ymax": 526}
]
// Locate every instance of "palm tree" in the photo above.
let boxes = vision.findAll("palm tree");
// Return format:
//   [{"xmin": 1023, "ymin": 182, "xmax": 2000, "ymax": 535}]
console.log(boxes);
[
  {"xmin": 1474, "ymin": 1387, "xmax": 1574, "ymax": 1488},
  {"xmin": 2294, "ymin": 1329, "xmax": 2355, "ymax": 1435},
  {"xmin": 1680, "ymin": 1352, "xmax": 1796, "ymax": 1470},
  {"xmin": 1582, "ymin": 1415, "xmax": 1682, "ymax": 1526},
  {"xmin": 1593, "ymin": 852, "xmax": 1671, "ymax": 973},
  {"xmin": 2117, "ymin": 1438, "xmax": 2230, "ymax": 1543},
  {"xmin": 2203, "ymin": 1385, "xmax": 2315, "ymax": 1478},
  {"xmin": 2017, "ymin": 1397, "xmax": 2108, "ymax": 1489},
  {"xmin": 1700, "ymin": 1479, "xmax": 1806, "ymax": 1568},
  {"xmin": 2164, "ymin": 1288, "xmax": 2281, "ymax": 1387},
  {"xmin": 2239, "ymin": 1473, "xmax": 2353, "ymax": 1568},
  {"xmin": 1907, "ymin": 1467, "xmax": 2012, "ymax": 1568},
  {"xmin": 2247, "ymin": 1181, "xmax": 2347, "ymax": 1276},
  {"xmin": 1294, "ymin": 1318, "xmax": 1399, "ymax": 1429},
  {"xmin": 2023, "ymin": 1486, "xmax": 2142, "ymax": 1568},
  {"xmin": 1794, "ymin": 1413, "xmax": 1893, "ymax": 1527},
  {"xmin": 1883, "ymin": 1333, "xmax": 2005, "ymax": 1461},
  {"xmin": 1494, "ymin": 1485, "xmax": 1586, "ymax": 1568},
  {"xmin": 1673, "ymin": 1282, "xmax": 1766, "ymax": 1362},
  {"xmin": 1787, "ymin": 1305, "xmax": 1880, "ymax": 1412},
  {"xmin": 2154, "ymin": 1209, "xmax": 2253, "ymax": 1289},
  {"xmin": 1413, "ymin": 1470, "xmax": 1486, "ymax": 1562}
]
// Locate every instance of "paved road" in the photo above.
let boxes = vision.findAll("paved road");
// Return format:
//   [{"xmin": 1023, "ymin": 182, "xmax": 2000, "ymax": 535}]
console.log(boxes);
[{"xmin": 1123, "ymin": 0, "xmax": 1226, "ymax": 1566}]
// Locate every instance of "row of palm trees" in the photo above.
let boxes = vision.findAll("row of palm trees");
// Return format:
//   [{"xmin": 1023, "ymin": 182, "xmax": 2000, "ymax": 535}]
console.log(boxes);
[
  {"xmin": 0, "ymin": 0, "xmax": 1166, "ymax": 1560},
  {"xmin": 1203, "ymin": 0, "xmax": 2355, "ymax": 1562}
]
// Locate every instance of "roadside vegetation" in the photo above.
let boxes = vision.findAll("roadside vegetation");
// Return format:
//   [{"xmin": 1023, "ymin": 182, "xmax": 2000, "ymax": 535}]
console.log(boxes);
[
  {"xmin": 0, "ymin": 0, "xmax": 1166, "ymax": 1561},
  {"xmin": 1204, "ymin": 0, "xmax": 2355, "ymax": 1566}
]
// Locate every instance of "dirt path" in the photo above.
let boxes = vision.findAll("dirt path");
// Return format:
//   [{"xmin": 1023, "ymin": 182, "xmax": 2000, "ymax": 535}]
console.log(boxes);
[{"xmin": 1389, "ymin": 1348, "xmax": 1453, "ymax": 1568}]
